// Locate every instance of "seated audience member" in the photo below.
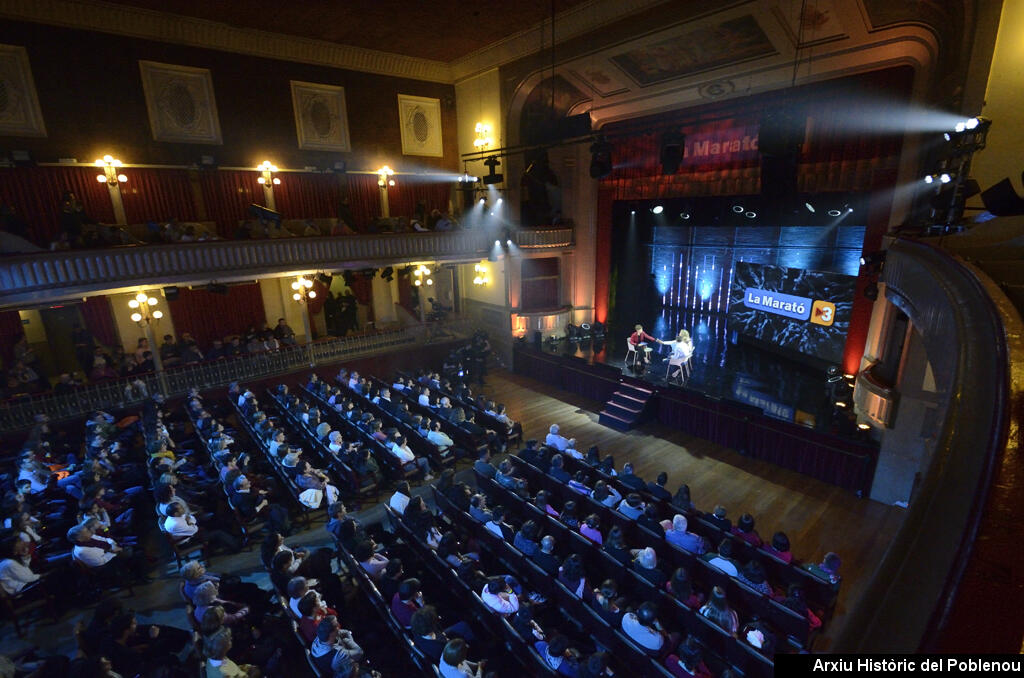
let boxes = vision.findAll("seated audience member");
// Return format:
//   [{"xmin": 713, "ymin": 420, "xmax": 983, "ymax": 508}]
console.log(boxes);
[
  {"xmin": 558, "ymin": 500, "xmax": 580, "ymax": 529},
  {"xmin": 388, "ymin": 434, "xmax": 433, "ymax": 480},
  {"xmin": 494, "ymin": 460, "xmax": 523, "ymax": 492},
  {"xmin": 707, "ymin": 505, "xmax": 731, "ymax": 532},
  {"xmin": 671, "ymin": 485, "xmax": 696, "ymax": 512},
  {"xmin": 548, "ymin": 454, "xmax": 571, "ymax": 483},
  {"xmin": 439, "ymin": 638, "xmax": 485, "ymax": 678},
  {"xmin": 389, "ymin": 481, "xmax": 411, "ymax": 515},
  {"xmin": 534, "ymin": 632, "xmax": 581, "ymax": 677},
  {"xmin": 517, "ymin": 439, "xmax": 542, "ymax": 467},
  {"xmin": 310, "ymin": 615, "xmax": 364, "ymax": 677},
  {"xmin": 622, "ymin": 601, "xmax": 670, "ymax": 653},
  {"xmin": 531, "ymin": 535, "xmax": 560, "ymax": 576},
  {"xmin": 666, "ymin": 567, "xmax": 704, "ymax": 609},
  {"xmin": 591, "ymin": 480, "xmax": 621, "ymax": 509},
  {"xmin": 567, "ymin": 471, "xmax": 591, "ymax": 496},
  {"xmin": 484, "ymin": 505, "xmax": 514, "ymax": 541},
  {"xmin": 558, "ymin": 553, "xmax": 590, "ymax": 599},
  {"xmin": 468, "ymin": 494, "xmax": 493, "ymax": 523},
  {"xmin": 579, "ymin": 652, "xmax": 612, "ymax": 678},
  {"xmin": 410, "ymin": 606, "xmax": 450, "ymax": 663},
  {"xmin": 163, "ymin": 502, "xmax": 240, "ymax": 554},
  {"xmin": 662, "ymin": 514, "xmax": 706, "ymax": 554},
  {"xmin": 473, "ymin": 449, "xmax": 497, "ymax": 479},
  {"xmin": 737, "ymin": 560, "xmax": 773, "ymax": 596},
  {"xmin": 68, "ymin": 523, "xmax": 150, "ymax": 584},
  {"xmin": 603, "ymin": 526, "xmax": 631, "ymax": 564},
  {"xmin": 204, "ymin": 627, "xmax": 259, "ymax": 678},
  {"xmin": 534, "ymin": 490, "xmax": 558, "ymax": 518},
  {"xmin": 579, "ymin": 514, "xmax": 603, "ymax": 544},
  {"xmin": 0, "ymin": 537, "xmax": 43, "ymax": 597},
  {"xmin": 354, "ymin": 540, "xmax": 389, "ymax": 580},
  {"xmin": 699, "ymin": 586, "xmax": 739, "ymax": 634},
  {"xmin": 638, "ymin": 505, "xmax": 663, "ymax": 534},
  {"xmin": 804, "ymin": 551, "xmax": 842, "ymax": 587},
  {"xmin": 617, "ymin": 493, "xmax": 646, "ymax": 520},
  {"xmin": 378, "ymin": 558, "xmax": 405, "ymax": 602},
  {"xmin": 703, "ymin": 538, "xmax": 740, "ymax": 576},
  {"xmin": 437, "ymin": 533, "xmax": 477, "ymax": 569},
  {"xmin": 782, "ymin": 584, "xmax": 822, "ymax": 630},
  {"xmin": 297, "ymin": 589, "xmax": 338, "ymax": 644},
  {"xmin": 545, "ymin": 424, "xmax": 569, "ymax": 451},
  {"xmin": 732, "ymin": 513, "xmax": 763, "ymax": 547},
  {"xmin": 598, "ymin": 455, "xmax": 618, "ymax": 477},
  {"xmin": 741, "ymin": 619, "xmax": 777, "ymax": 658},
  {"xmin": 647, "ymin": 472, "xmax": 672, "ymax": 501},
  {"xmin": 617, "ymin": 463, "xmax": 646, "ymax": 492},
  {"xmin": 390, "ymin": 577, "xmax": 424, "ymax": 628},
  {"xmin": 480, "ymin": 576, "xmax": 519, "ymax": 616},
  {"xmin": 762, "ymin": 532, "xmax": 792, "ymax": 563},
  {"xmin": 664, "ymin": 636, "xmax": 714, "ymax": 678},
  {"xmin": 591, "ymin": 579, "xmax": 624, "ymax": 626},
  {"xmin": 633, "ymin": 546, "xmax": 668, "ymax": 588},
  {"xmin": 513, "ymin": 520, "xmax": 541, "ymax": 557},
  {"xmin": 193, "ymin": 581, "xmax": 249, "ymax": 628}
]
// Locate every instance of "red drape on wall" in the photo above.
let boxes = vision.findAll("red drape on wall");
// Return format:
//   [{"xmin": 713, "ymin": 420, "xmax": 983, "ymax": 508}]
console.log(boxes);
[
  {"xmin": 121, "ymin": 169, "xmax": 198, "ymax": 225},
  {"xmin": 272, "ymin": 173, "xmax": 344, "ymax": 220},
  {"xmin": 0, "ymin": 166, "xmax": 115, "ymax": 245},
  {"xmin": 198, "ymin": 170, "xmax": 263, "ymax": 238},
  {"xmin": 0, "ymin": 310, "xmax": 24, "ymax": 368},
  {"xmin": 167, "ymin": 283, "xmax": 265, "ymax": 348},
  {"xmin": 348, "ymin": 276, "xmax": 375, "ymax": 323},
  {"xmin": 345, "ymin": 174, "xmax": 382, "ymax": 232},
  {"xmin": 387, "ymin": 179, "xmax": 452, "ymax": 219},
  {"xmin": 80, "ymin": 296, "xmax": 118, "ymax": 348}
]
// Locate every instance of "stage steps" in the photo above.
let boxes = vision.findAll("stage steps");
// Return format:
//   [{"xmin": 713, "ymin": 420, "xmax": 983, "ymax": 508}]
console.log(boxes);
[{"xmin": 599, "ymin": 382, "xmax": 654, "ymax": 431}]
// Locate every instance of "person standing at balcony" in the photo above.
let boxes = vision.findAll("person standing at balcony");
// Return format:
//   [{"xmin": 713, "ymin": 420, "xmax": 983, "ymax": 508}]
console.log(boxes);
[
  {"xmin": 274, "ymin": 318, "xmax": 297, "ymax": 346},
  {"xmin": 58, "ymin": 191, "xmax": 95, "ymax": 249}
]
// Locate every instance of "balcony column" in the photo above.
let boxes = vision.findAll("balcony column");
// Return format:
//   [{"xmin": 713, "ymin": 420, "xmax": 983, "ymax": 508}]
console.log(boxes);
[
  {"xmin": 300, "ymin": 308, "xmax": 315, "ymax": 366},
  {"xmin": 107, "ymin": 183, "xmax": 128, "ymax": 225},
  {"xmin": 262, "ymin": 183, "xmax": 277, "ymax": 212},
  {"xmin": 379, "ymin": 185, "xmax": 390, "ymax": 218},
  {"xmin": 141, "ymin": 319, "xmax": 168, "ymax": 395}
]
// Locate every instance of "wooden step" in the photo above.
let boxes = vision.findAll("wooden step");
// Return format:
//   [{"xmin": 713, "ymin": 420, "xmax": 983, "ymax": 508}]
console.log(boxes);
[
  {"xmin": 611, "ymin": 392, "xmax": 647, "ymax": 409},
  {"xmin": 604, "ymin": 401, "xmax": 641, "ymax": 422},
  {"xmin": 598, "ymin": 410, "xmax": 634, "ymax": 431}
]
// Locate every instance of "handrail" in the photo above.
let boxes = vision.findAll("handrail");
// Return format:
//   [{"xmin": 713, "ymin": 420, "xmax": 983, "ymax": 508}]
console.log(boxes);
[
  {"xmin": 833, "ymin": 238, "xmax": 1011, "ymax": 651},
  {"xmin": 0, "ymin": 227, "xmax": 575, "ymax": 307},
  {"xmin": 0, "ymin": 325, "xmax": 443, "ymax": 433}
]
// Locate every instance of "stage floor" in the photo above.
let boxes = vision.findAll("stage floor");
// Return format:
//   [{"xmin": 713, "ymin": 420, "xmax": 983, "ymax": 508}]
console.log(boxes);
[{"xmin": 541, "ymin": 310, "xmax": 860, "ymax": 439}]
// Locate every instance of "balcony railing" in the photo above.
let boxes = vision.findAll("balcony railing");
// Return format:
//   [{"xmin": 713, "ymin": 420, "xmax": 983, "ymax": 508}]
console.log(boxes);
[
  {"xmin": 0, "ymin": 322, "xmax": 470, "ymax": 433},
  {"xmin": 0, "ymin": 227, "xmax": 575, "ymax": 306}
]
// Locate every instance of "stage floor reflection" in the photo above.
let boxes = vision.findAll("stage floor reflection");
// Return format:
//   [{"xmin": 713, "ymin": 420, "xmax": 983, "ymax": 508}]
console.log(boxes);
[{"xmin": 540, "ymin": 309, "xmax": 860, "ymax": 437}]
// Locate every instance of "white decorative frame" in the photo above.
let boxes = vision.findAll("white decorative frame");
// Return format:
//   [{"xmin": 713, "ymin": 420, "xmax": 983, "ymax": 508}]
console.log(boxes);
[
  {"xmin": 139, "ymin": 60, "xmax": 222, "ymax": 144},
  {"xmin": 290, "ymin": 80, "xmax": 351, "ymax": 152},
  {"xmin": 0, "ymin": 44, "xmax": 47, "ymax": 137},
  {"xmin": 397, "ymin": 94, "xmax": 443, "ymax": 157}
]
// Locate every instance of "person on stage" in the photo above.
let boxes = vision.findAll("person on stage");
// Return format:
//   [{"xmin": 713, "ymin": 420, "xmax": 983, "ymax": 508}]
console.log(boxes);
[
  {"xmin": 662, "ymin": 330, "xmax": 695, "ymax": 383},
  {"xmin": 629, "ymin": 324, "xmax": 662, "ymax": 367}
]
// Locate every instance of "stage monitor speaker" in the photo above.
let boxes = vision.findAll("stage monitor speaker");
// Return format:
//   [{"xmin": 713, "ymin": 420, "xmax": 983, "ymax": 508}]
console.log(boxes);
[{"xmin": 533, "ymin": 331, "xmax": 542, "ymax": 350}]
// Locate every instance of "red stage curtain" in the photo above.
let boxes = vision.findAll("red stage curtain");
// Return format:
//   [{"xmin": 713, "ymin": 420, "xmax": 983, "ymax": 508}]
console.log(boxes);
[
  {"xmin": 167, "ymin": 283, "xmax": 265, "ymax": 348},
  {"xmin": 348, "ymin": 276, "xmax": 375, "ymax": 323},
  {"xmin": 388, "ymin": 179, "xmax": 452, "ymax": 219},
  {"xmin": 345, "ymin": 174, "xmax": 382, "ymax": 232},
  {"xmin": 0, "ymin": 166, "xmax": 115, "ymax": 245},
  {"xmin": 272, "ymin": 173, "xmax": 344, "ymax": 220},
  {"xmin": 80, "ymin": 296, "xmax": 118, "ymax": 348},
  {"xmin": 0, "ymin": 310, "xmax": 24, "ymax": 368},
  {"xmin": 121, "ymin": 169, "xmax": 198, "ymax": 225},
  {"xmin": 198, "ymin": 170, "xmax": 263, "ymax": 238}
]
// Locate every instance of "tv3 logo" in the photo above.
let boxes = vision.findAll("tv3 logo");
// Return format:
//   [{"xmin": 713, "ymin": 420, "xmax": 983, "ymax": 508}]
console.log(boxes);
[{"xmin": 810, "ymin": 300, "xmax": 835, "ymax": 326}]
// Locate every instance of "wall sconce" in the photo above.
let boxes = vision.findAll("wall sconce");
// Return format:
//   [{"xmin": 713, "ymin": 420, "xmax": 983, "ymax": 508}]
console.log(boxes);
[
  {"xmin": 377, "ymin": 165, "xmax": 396, "ymax": 187},
  {"xmin": 472, "ymin": 263, "xmax": 490, "ymax": 286},
  {"xmin": 257, "ymin": 160, "xmax": 280, "ymax": 186},
  {"xmin": 474, "ymin": 123, "xmax": 493, "ymax": 151},
  {"xmin": 128, "ymin": 291, "xmax": 162, "ymax": 325},
  {"xmin": 291, "ymin": 276, "xmax": 316, "ymax": 303},
  {"xmin": 95, "ymin": 155, "xmax": 127, "ymax": 185},
  {"xmin": 413, "ymin": 265, "xmax": 433, "ymax": 287}
]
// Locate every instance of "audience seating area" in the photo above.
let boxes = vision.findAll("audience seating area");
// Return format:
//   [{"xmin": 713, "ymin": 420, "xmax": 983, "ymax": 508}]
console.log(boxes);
[{"xmin": 2, "ymin": 333, "xmax": 843, "ymax": 677}]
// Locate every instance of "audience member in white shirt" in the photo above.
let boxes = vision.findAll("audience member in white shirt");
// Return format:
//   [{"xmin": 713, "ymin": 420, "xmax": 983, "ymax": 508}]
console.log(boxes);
[
  {"xmin": 545, "ymin": 424, "xmax": 569, "ymax": 451},
  {"xmin": 389, "ymin": 481, "xmax": 411, "ymax": 515},
  {"xmin": 480, "ymin": 576, "xmax": 519, "ymax": 616}
]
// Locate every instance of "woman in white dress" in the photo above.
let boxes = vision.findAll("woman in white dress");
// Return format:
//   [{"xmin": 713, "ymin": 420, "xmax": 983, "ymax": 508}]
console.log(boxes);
[{"xmin": 662, "ymin": 330, "xmax": 695, "ymax": 383}]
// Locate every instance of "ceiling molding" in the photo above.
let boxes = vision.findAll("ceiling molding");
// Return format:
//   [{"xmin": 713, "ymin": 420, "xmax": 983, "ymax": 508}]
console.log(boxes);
[
  {"xmin": 449, "ymin": 0, "xmax": 674, "ymax": 82},
  {"xmin": 0, "ymin": 0, "xmax": 454, "ymax": 83}
]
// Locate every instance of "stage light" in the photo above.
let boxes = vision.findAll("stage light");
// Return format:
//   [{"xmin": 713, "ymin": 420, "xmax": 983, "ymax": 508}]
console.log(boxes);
[
  {"xmin": 496, "ymin": 198, "xmax": 503, "ymax": 204},
  {"xmin": 939, "ymin": 173, "xmax": 952, "ymax": 184},
  {"xmin": 680, "ymin": 212, "xmax": 690, "ymax": 220},
  {"xmin": 589, "ymin": 137, "xmax": 613, "ymax": 179},
  {"xmin": 591, "ymin": 321, "xmax": 605, "ymax": 337},
  {"xmin": 954, "ymin": 121, "xmax": 966, "ymax": 133},
  {"xmin": 805, "ymin": 202, "xmax": 816, "ymax": 213},
  {"xmin": 857, "ymin": 423, "xmax": 872, "ymax": 431},
  {"xmin": 827, "ymin": 208, "xmax": 842, "ymax": 217},
  {"xmin": 732, "ymin": 205, "xmax": 744, "ymax": 213},
  {"xmin": 943, "ymin": 132, "xmax": 952, "ymax": 141},
  {"xmin": 630, "ymin": 210, "xmax": 636, "ymax": 215},
  {"xmin": 651, "ymin": 205, "xmax": 664, "ymax": 214},
  {"xmin": 965, "ymin": 117, "xmax": 980, "ymax": 130},
  {"xmin": 482, "ymin": 156, "xmax": 503, "ymax": 185},
  {"xmin": 835, "ymin": 401, "xmax": 848, "ymax": 408},
  {"xmin": 924, "ymin": 175, "xmax": 934, "ymax": 184},
  {"xmin": 479, "ymin": 198, "xmax": 486, "ymax": 204},
  {"xmin": 846, "ymin": 205, "xmax": 854, "ymax": 213},
  {"xmin": 494, "ymin": 239, "xmax": 501, "ymax": 247},
  {"xmin": 457, "ymin": 172, "xmax": 478, "ymax": 183},
  {"xmin": 744, "ymin": 211, "xmax": 756, "ymax": 219},
  {"xmin": 506, "ymin": 239, "xmax": 512, "ymax": 246},
  {"xmin": 825, "ymin": 365, "xmax": 843, "ymax": 383}
]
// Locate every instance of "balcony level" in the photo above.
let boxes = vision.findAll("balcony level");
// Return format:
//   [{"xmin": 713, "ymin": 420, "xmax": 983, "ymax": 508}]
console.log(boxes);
[{"xmin": 0, "ymin": 227, "xmax": 574, "ymax": 307}]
